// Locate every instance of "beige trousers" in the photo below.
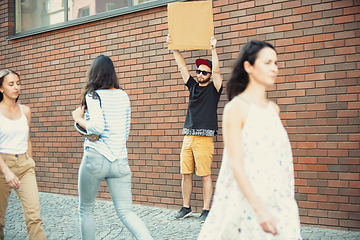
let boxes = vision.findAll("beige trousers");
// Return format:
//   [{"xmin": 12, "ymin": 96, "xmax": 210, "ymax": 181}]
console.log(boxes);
[{"xmin": 0, "ymin": 153, "xmax": 46, "ymax": 240}]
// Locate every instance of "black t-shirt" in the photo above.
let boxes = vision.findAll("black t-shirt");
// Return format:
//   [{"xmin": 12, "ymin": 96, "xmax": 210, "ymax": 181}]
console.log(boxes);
[{"xmin": 182, "ymin": 76, "xmax": 223, "ymax": 136}]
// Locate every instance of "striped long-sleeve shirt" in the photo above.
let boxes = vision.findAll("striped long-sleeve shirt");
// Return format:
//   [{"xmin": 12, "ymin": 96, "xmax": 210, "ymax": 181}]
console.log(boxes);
[{"xmin": 84, "ymin": 89, "xmax": 130, "ymax": 162}]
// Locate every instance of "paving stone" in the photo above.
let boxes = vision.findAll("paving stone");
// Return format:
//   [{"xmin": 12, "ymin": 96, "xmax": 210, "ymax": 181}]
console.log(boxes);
[{"xmin": 3, "ymin": 192, "xmax": 360, "ymax": 240}]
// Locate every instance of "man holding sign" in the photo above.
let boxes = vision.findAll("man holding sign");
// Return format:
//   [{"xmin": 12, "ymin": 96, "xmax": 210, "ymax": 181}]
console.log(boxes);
[{"xmin": 167, "ymin": 35, "xmax": 222, "ymax": 223}]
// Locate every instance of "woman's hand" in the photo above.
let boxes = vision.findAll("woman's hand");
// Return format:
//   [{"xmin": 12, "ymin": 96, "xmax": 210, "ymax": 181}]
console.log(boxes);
[
  {"xmin": 72, "ymin": 106, "xmax": 85, "ymax": 122},
  {"xmin": 4, "ymin": 168, "xmax": 20, "ymax": 190},
  {"xmin": 210, "ymin": 36, "xmax": 217, "ymax": 50},
  {"xmin": 256, "ymin": 207, "xmax": 278, "ymax": 235}
]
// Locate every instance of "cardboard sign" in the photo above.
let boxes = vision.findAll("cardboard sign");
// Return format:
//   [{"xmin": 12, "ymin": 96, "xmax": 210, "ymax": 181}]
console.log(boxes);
[{"xmin": 168, "ymin": 1, "xmax": 214, "ymax": 50}]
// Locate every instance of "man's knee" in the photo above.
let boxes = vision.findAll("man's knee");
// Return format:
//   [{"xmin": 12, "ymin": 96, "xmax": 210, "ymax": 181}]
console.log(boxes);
[
  {"xmin": 182, "ymin": 174, "xmax": 192, "ymax": 181},
  {"xmin": 201, "ymin": 175, "xmax": 212, "ymax": 182}
]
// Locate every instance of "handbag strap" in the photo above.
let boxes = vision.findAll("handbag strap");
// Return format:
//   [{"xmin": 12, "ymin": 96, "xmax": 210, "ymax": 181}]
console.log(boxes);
[
  {"xmin": 92, "ymin": 91, "xmax": 102, "ymax": 107},
  {"xmin": 86, "ymin": 91, "xmax": 102, "ymax": 108}
]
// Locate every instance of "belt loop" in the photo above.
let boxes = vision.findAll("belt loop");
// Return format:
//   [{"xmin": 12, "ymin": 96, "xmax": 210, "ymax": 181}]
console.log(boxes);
[{"xmin": 25, "ymin": 152, "xmax": 28, "ymax": 159}]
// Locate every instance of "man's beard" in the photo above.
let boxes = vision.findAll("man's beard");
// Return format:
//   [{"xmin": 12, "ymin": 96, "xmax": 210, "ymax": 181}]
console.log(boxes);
[{"xmin": 197, "ymin": 76, "xmax": 211, "ymax": 84}]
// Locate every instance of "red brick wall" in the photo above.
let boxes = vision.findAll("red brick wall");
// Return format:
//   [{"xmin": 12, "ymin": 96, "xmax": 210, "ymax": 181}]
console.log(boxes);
[{"xmin": 1, "ymin": 0, "xmax": 359, "ymax": 231}]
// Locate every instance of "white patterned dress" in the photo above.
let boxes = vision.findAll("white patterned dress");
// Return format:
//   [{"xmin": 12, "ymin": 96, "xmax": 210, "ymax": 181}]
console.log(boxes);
[{"xmin": 198, "ymin": 102, "xmax": 302, "ymax": 240}]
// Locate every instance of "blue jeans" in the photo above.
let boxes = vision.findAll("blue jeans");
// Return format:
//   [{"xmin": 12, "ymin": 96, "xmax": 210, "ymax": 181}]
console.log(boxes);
[{"xmin": 78, "ymin": 147, "xmax": 153, "ymax": 240}]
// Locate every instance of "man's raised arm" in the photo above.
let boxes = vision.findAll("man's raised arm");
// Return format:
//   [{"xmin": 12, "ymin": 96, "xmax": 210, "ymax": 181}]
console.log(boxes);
[
  {"xmin": 210, "ymin": 37, "xmax": 222, "ymax": 92},
  {"xmin": 167, "ymin": 34, "xmax": 190, "ymax": 84}
]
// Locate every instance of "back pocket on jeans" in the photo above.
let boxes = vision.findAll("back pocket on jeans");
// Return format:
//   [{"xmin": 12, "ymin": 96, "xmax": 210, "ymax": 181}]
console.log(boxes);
[
  {"xmin": 117, "ymin": 162, "xmax": 131, "ymax": 176},
  {"xmin": 84, "ymin": 148, "xmax": 104, "ymax": 174}
]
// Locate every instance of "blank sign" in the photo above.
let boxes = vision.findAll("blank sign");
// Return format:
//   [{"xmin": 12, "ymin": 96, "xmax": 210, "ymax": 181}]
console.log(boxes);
[{"xmin": 168, "ymin": 1, "xmax": 214, "ymax": 50}]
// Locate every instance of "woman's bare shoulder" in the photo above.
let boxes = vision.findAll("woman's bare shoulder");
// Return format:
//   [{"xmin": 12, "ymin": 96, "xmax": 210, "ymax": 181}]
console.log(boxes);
[
  {"xmin": 224, "ymin": 95, "xmax": 251, "ymax": 124},
  {"xmin": 20, "ymin": 104, "xmax": 30, "ymax": 112},
  {"xmin": 20, "ymin": 105, "xmax": 31, "ymax": 118},
  {"xmin": 269, "ymin": 101, "xmax": 280, "ymax": 115}
]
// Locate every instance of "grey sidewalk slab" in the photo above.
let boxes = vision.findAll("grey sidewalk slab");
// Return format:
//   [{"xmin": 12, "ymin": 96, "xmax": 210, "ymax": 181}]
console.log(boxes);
[{"xmin": 4, "ymin": 192, "xmax": 360, "ymax": 240}]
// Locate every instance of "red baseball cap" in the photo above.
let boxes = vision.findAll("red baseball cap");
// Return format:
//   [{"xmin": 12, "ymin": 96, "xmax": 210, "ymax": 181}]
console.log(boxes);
[{"xmin": 196, "ymin": 59, "xmax": 212, "ymax": 70}]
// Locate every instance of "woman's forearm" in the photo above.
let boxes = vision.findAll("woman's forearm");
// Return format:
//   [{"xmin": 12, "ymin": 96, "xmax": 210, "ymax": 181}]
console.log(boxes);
[
  {"xmin": 231, "ymin": 162, "xmax": 265, "ymax": 213},
  {"xmin": 74, "ymin": 116, "xmax": 87, "ymax": 130}
]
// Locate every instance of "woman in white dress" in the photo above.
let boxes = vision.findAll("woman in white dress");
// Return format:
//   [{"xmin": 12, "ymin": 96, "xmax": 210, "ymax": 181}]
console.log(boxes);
[{"xmin": 198, "ymin": 41, "xmax": 302, "ymax": 240}]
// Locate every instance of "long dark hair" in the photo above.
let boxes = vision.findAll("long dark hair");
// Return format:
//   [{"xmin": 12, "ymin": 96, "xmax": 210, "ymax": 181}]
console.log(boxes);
[
  {"xmin": 0, "ymin": 69, "xmax": 20, "ymax": 102},
  {"xmin": 226, "ymin": 41, "xmax": 275, "ymax": 101},
  {"xmin": 80, "ymin": 55, "xmax": 121, "ymax": 108}
]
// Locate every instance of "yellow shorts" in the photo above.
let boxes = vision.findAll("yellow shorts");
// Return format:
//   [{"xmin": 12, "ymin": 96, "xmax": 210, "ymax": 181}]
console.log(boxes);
[{"xmin": 180, "ymin": 135, "xmax": 214, "ymax": 176}]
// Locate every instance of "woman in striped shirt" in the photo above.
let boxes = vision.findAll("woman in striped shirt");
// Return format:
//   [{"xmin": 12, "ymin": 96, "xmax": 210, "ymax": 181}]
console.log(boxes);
[{"xmin": 72, "ymin": 55, "xmax": 153, "ymax": 240}]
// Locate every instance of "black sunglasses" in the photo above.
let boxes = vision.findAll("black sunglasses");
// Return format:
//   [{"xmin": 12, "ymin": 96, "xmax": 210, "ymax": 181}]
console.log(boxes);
[{"xmin": 196, "ymin": 70, "xmax": 211, "ymax": 76}]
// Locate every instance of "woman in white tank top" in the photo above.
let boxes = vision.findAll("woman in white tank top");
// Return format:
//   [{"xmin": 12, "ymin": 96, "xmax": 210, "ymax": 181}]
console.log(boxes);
[{"xmin": 0, "ymin": 69, "xmax": 47, "ymax": 240}]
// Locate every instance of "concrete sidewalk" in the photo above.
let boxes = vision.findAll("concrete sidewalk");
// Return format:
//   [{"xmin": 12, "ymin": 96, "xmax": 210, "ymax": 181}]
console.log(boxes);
[{"xmin": 4, "ymin": 192, "xmax": 360, "ymax": 240}]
